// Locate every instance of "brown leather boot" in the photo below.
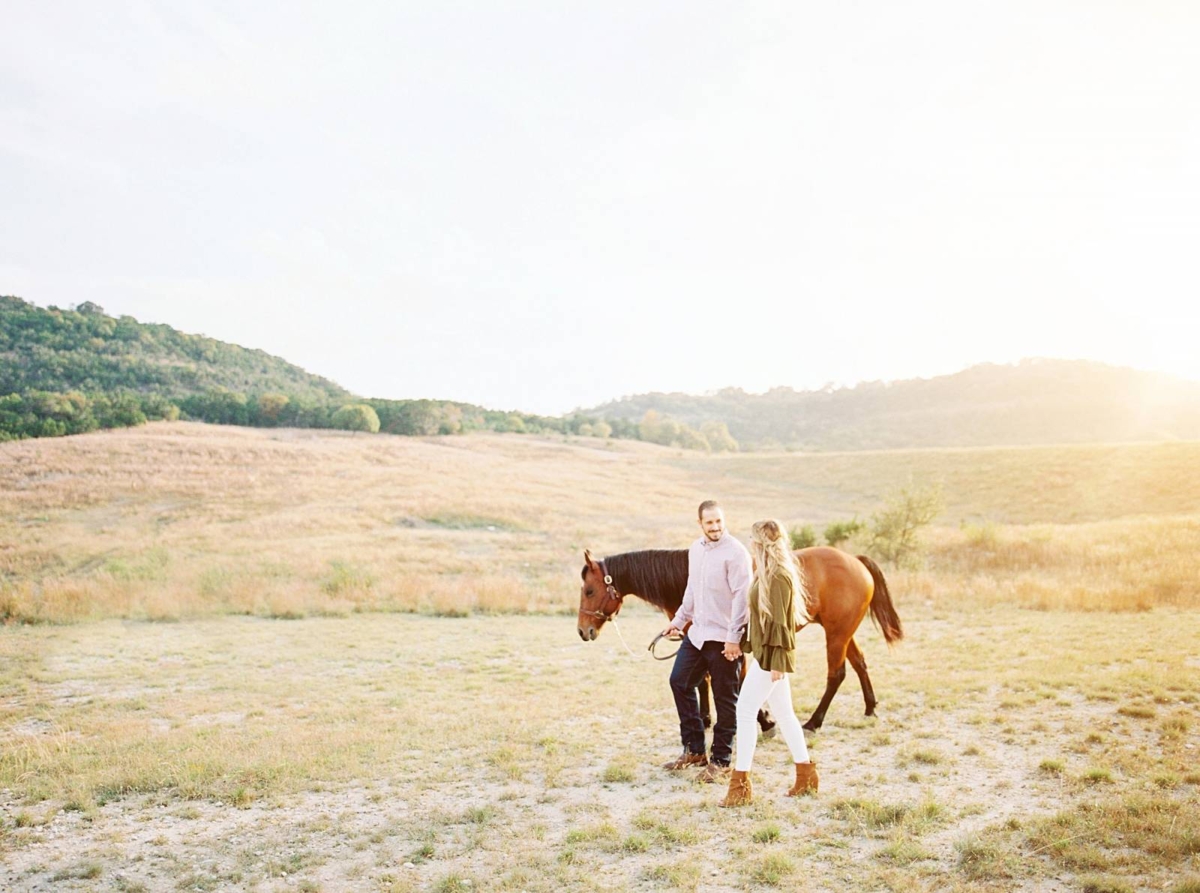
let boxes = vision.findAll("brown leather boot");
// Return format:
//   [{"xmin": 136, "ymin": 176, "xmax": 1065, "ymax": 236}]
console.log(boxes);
[
  {"xmin": 662, "ymin": 751, "xmax": 707, "ymax": 771},
  {"xmin": 787, "ymin": 761, "xmax": 818, "ymax": 796},
  {"xmin": 718, "ymin": 770, "xmax": 752, "ymax": 807},
  {"xmin": 697, "ymin": 762, "xmax": 730, "ymax": 784}
]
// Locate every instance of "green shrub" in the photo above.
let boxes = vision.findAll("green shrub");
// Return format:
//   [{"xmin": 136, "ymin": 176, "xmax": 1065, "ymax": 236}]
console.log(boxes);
[
  {"xmin": 331, "ymin": 403, "xmax": 380, "ymax": 434},
  {"xmin": 789, "ymin": 524, "xmax": 818, "ymax": 550},
  {"xmin": 824, "ymin": 517, "xmax": 864, "ymax": 547},
  {"xmin": 868, "ymin": 485, "xmax": 943, "ymax": 565}
]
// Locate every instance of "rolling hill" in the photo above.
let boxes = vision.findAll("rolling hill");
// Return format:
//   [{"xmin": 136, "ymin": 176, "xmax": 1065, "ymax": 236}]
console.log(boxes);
[
  {"xmin": 4, "ymin": 294, "xmax": 1199, "ymax": 450},
  {"xmin": 587, "ymin": 358, "xmax": 1200, "ymax": 450}
]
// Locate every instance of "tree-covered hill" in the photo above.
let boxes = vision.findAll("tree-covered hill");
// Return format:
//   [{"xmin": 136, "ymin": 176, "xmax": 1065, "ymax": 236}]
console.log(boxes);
[
  {"xmin": 0, "ymin": 295, "xmax": 655, "ymax": 444},
  {"xmin": 6, "ymin": 295, "xmax": 1198, "ymax": 452},
  {"xmin": 587, "ymin": 359, "xmax": 1200, "ymax": 451},
  {"xmin": 1, "ymin": 296, "xmax": 348, "ymax": 402}
]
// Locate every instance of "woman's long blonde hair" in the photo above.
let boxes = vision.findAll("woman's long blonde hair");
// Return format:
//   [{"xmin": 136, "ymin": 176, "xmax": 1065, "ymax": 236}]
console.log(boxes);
[{"xmin": 750, "ymin": 519, "xmax": 804, "ymax": 631}]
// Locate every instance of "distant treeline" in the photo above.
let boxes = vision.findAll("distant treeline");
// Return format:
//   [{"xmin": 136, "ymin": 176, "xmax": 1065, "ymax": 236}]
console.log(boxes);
[
  {"xmin": 1, "ymin": 296, "xmax": 737, "ymax": 450},
  {"xmin": 0, "ymin": 386, "xmax": 737, "ymax": 450}
]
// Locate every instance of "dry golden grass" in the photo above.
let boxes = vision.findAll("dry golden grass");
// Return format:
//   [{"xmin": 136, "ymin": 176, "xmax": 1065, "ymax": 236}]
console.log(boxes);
[
  {"xmin": 2, "ymin": 423, "xmax": 1198, "ymax": 623},
  {"xmin": 2, "ymin": 423, "xmax": 1198, "ymax": 889}
]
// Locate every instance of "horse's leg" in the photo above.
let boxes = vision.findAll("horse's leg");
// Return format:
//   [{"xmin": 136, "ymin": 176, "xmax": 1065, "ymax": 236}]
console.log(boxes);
[
  {"xmin": 845, "ymin": 636, "xmax": 877, "ymax": 717},
  {"xmin": 757, "ymin": 706, "xmax": 777, "ymax": 737},
  {"xmin": 803, "ymin": 632, "xmax": 851, "ymax": 731},
  {"xmin": 698, "ymin": 674, "xmax": 713, "ymax": 730}
]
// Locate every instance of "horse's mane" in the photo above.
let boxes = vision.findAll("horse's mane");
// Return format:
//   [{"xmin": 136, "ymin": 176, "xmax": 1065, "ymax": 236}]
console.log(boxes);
[{"xmin": 603, "ymin": 549, "xmax": 689, "ymax": 613}]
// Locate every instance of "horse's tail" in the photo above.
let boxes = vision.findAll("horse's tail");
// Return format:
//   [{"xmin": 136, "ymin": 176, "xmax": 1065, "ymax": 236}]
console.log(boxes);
[{"xmin": 857, "ymin": 555, "xmax": 903, "ymax": 645}]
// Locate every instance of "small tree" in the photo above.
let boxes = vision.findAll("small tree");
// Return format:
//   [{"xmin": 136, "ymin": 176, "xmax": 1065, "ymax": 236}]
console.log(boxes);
[
  {"xmin": 868, "ymin": 485, "xmax": 943, "ymax": 566},
  {"xmin": 824, "ymin": 517, "xmax": 864, "ymax": 548},
  {"xmin": 700, "ymin": 420, "xmax": 739, "ymax": 452},
  {"xmin": 332, "ymin": 403, "xmax": 380, "ymax": 434},
  {"xmin": 255, "ymin": 393, "xmax": 290, "ymax": 426},
  {"xmin": 789, "ymin": 524, "xmax": 818, "ymax": 550}
]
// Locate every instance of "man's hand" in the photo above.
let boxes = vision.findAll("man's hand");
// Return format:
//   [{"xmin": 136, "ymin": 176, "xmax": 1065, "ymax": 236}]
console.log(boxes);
[
  {"xmin": 723, "ymin": 642, "xmax": 742, "ymax": 661},
  {"xmin": 662, "ymin": 626, "xmax": 682, "ymax": 640}
]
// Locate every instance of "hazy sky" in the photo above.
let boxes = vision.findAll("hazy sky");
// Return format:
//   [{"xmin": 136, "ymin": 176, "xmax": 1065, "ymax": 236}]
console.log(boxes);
[{"xmin": 3, "ymin": 2, "xmax": 1198, "ymax": 414}]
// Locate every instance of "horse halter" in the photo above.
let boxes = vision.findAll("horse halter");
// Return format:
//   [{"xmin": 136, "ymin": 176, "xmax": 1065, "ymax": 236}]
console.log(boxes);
[{"xmin": 581, "ymin": 560, "xmax": 625, "ymax": 622}]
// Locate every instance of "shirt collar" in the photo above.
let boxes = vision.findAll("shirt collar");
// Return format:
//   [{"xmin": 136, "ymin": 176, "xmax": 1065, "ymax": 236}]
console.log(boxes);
[{"xmin": 701, "ymin": 533, "xmax": 726, "ymax": 549}]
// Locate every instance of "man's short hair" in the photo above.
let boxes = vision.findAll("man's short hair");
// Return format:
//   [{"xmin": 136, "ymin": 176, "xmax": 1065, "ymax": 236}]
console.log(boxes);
[{"xmin": 697, "ymin": 499, "xmax": 721, "ymax": 519}]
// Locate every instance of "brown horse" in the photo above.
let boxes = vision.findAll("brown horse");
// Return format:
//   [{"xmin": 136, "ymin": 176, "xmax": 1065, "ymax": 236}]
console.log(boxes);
[{"xmin": 577, "ymin": 545, "xmax": 903, "ymax": 730}]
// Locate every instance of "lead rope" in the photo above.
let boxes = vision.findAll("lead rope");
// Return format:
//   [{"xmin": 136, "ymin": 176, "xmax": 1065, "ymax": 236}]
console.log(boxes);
[{"xmin": 607, "ymin": 614, "xmax": 638, "ymax": 657}]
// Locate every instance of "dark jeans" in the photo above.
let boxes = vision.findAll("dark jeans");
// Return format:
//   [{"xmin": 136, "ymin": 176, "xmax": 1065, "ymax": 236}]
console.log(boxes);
[{"xmin": 669, "ymin": 637, "xmax": 742, "ymax": 765}]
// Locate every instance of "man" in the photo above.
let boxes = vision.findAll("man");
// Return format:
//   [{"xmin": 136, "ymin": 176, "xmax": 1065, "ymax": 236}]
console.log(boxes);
[{"xmin": 661, "ymin": 499, "xmax": 752, "ymax": 782}]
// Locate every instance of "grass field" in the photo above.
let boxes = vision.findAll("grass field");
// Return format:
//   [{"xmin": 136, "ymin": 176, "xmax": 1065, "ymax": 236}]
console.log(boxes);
[
  {"xmin": 2, "ymin": 423, "xmax": 1199, "ymax": 890},
  {"xmin": 2, "ymin": 423, "xmax": 1198, "ymax": 622}
]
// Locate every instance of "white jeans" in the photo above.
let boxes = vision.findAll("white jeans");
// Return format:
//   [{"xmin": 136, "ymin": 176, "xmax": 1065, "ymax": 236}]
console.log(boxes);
[{"xmin": 734, "ymin": 657, "xmax": 810, "ymax": 772}]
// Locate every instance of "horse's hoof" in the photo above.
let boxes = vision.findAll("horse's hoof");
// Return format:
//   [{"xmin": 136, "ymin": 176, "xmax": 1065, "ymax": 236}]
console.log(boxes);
[
  {"xmin": 802, "ymin": 721, "xmax": 818, "ymax": 732},
  {"xmin": 761, "ymin": 725, "xmax": 777, "ymax": 740}
]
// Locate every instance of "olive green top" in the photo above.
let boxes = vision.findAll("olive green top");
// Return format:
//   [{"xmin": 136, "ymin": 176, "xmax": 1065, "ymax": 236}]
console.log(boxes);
[{"xmin": 743, "ymin": 572, "xmax": 797, "ymax": 673}]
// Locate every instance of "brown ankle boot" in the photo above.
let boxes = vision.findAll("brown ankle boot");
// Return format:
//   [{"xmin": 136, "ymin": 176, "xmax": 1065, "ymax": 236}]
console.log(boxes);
[
  {"xmin": 787, "ymin": 761, "xmax": 818, "ymax": 796},
  {"xmin": 718, "ymin": 770, "xmax": 752, "ymax": 807}
]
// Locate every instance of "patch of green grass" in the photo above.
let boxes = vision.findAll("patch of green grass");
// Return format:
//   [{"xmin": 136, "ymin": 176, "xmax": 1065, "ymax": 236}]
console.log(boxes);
[
  {"xmin": 462, "ymin": 805, "xmax": 493, "ymax": 825},
  {"xmin": 621, "ymin": 833, "xmax": 650, "ymax": 852},
  {"xmin": 1116, "ymin": 704, "xmax": 1156, "ymax": 719},
  {"xmin": 175, "ymin": 873, "xmax": 220, "ymax": 892},
  {"xmin": 320, "ymin": 560, "xmax": 375, "ymax": 595},
  {"xmin": 644, "ymin": 860, "xmax": 701, "ymax": 890},
  {"xmin": 878, "ymin": 834, "xmax": 932, "ymax": 864},
  {"xmin": 52, "ymin": 862, "xmax": 103, "ymax": 881},
  {"xmin": 431, "ymin": 874, "xmax": 474, "ymax": 893},
  {"xmin": 1161, "ymin": 715, "xmax": 1190, "ymax": 737},
  {"xmin": 488, "ymin": 746, "xmax": 525, "ymax": 781},
  {"xmin": 749, "ymin": 853, "xmax": 794, "ymax": 886},
  {"xmin": 1082, "ymin": 767, "xmax": 1113, "ymax": 785},
  {"xmin": 1039, "ymin": 759, "xmax": 1065, "ymax": 774},
  {"xmin": 408, "ymin": 842, "xmax": 435, "ymax": 863},
  {"xmin": 1080, "ymin": 877, "xmax": 1133, "ymax": 893},
  {"xmin": 955, "ymin": 833, "xmax": 1019, "ymax": 880},
  {"xmin": 830, "ymin": 798, "xmax": 945, "ymax": 834},
  {"xmin": 630, "ymin": 813, "xmax": 699, "ymax": 847},
  {"xmin": 751, "ymin": 823, "xmax": 782, "ymax": 844},
  {"xmin": 564, "ymin": 822, "xmax": 619, "ymax": 846},
  {"xmin": 1173, "ymin": 879, "xmax": 1200, "ymax": 893},
  {"xmin": 1025, "ymin": 793, "xmax": 1200, "ymax": 874},
  {"xmin": 899, "ymin": 746, "xmax": 944, "ymax": 766},
  {"xmin": 601, "ymin": 761, "xmax": 635, "ymax": 783},
  {"xmin": 424, "ymin": 513, "xmax": 523, "ymax": 532}
]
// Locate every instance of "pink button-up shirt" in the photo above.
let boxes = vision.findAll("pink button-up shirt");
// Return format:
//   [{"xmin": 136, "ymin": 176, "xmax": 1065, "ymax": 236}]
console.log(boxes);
[{"xmin": 669, "ymin": 532, "xmax": 752, "ymax": 649}]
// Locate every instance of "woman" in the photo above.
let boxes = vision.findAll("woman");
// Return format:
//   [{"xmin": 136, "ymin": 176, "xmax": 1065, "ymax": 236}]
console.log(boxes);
[{"xmin": 719, "ymin": 519, "xmax": 818, "ymax": 807}]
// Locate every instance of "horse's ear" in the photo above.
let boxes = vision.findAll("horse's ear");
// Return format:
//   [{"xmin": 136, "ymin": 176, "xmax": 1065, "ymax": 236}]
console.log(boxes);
[{"xmin": 583, "ymin": 549, "xmax": 597, "ymax": 569}]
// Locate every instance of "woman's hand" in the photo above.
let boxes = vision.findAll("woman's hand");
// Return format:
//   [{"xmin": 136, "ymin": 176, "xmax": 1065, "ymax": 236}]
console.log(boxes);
[{"xmin": 771, "ymin": 669, "xmax": 784, "ymax": 682}]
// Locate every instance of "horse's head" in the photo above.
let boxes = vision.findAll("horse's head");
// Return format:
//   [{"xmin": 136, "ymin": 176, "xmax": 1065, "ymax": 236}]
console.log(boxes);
[{"xmin": 577, "ymin": 549, "xmax": 624, "ymax": 641}]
